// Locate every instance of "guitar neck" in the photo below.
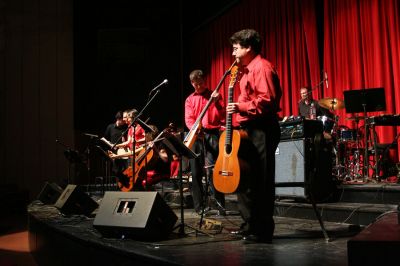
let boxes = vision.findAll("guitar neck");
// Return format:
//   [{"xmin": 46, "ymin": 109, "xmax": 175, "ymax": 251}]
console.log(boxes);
[
  {"xmin": 225, "ymin": 85, "xmax": 234, "ymax": 147},
  {"xmin": 184, "ymin": 89, "xmax": 222, "ymax": 143}
]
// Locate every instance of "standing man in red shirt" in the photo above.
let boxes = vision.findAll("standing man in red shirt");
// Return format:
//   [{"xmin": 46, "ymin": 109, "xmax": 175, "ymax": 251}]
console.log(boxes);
[
  {"xmin": 227, "ymin": 29, "xmax": 282, "ymax": 243},
  {"xmin": 185, "ymin": 69, "xmax": 226, "ymax": 215}
]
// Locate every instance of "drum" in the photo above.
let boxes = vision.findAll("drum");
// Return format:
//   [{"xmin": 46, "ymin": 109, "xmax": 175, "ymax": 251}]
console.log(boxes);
[
  {"xmin": 338, "ymin": 127, "xmax": 356, "ymax": 142},
  {"xmin": 317, "ymin": 115, "xmax": 335, "ymax": 133}
]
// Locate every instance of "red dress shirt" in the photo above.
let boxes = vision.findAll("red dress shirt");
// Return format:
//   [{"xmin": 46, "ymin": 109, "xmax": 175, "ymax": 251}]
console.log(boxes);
[
  {"xmin": 128, "ymin": 124, "xmax": 145, "ymax": 149},
  {"xmin": 185, "ymin": 89, "xmax": 225, "ymax": 130},
  {"xmin": 234, "ymin": 54, "xmax": 282, "ymax": 126}
]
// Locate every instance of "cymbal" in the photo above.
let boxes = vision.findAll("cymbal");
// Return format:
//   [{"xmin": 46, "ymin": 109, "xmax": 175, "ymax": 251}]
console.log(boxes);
[
  {"xmin": 346, "ymin": 116, "xmax": 366, "ymax": 121},
  {"xmin": 318, "ymin": 98, "xmax": 344, "ymax": 110}
]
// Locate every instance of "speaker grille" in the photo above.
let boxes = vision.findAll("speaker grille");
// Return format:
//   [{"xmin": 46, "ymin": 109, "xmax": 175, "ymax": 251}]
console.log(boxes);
[
  {"xmin": 275, "ymin": 139, "xmax": 309, "ymax": 197},
  {"xmin": 275, "ymin": 138, "xmax": 336, "ymax": 202}
]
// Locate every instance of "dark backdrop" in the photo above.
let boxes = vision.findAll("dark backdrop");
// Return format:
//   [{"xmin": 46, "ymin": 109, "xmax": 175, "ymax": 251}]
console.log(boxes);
[
  {"xmin": 73, "ymin": 0, "xmax": 238, "ymax": 136},
  {"xmin": 74, "ymin": 1, "xmax": 182, "ymax": 135},
  {"xmin": 0, "ymin": 0, "xmax": 237, "ymax": 198}
]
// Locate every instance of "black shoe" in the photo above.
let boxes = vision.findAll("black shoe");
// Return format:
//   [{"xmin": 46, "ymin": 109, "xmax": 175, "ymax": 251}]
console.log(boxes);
[
  {"xmin": 242, "ymin": 234, "xmax": 272, "ymax": 244},
  {"xmin": 230, "ymin": 229, "xmax": 250, "ymax": 238}
]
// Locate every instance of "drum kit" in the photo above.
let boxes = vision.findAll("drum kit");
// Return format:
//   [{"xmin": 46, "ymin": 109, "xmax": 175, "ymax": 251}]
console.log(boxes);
[{"xmin": 316, "ymin": 97, "xmax": 365, "ymax": 182}]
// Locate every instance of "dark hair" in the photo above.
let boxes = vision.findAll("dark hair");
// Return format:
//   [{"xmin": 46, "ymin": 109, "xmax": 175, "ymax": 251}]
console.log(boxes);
[
  {"xmin": 230, "ymin": 29, "xmax": 262, "ymax": 54},
  {"xmin": 189, "ymin": 69, "xmax": 205, "ymax": 83},
  {"xmin": 115, "ymin": 111, "xmax": 123, "ymax": 120}
]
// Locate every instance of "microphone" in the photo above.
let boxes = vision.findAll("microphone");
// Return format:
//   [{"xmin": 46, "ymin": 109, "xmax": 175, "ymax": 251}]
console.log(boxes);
[
  {"xmin": 324, "ymin": 71, "xmax": 329, "ymax": 89},
  {"xmin": 150, "ymin": 79, "xmax": 168, "ymax": 94}
]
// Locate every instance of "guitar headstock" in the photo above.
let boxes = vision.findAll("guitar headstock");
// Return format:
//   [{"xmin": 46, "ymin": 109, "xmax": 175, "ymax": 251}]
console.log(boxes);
[{"xmin": 229, "ymin": 66, "xmax": 239, "ymax": 88}]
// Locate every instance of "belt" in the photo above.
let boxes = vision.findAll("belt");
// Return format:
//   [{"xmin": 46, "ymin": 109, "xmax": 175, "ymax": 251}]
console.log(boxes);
[
  {"xmin": 238, "ymin": 116, "xmax": 279, "ymax": 130},
  {"xmin": 203, "ymin": 128, "xmax": 220, "ymax": 135}
]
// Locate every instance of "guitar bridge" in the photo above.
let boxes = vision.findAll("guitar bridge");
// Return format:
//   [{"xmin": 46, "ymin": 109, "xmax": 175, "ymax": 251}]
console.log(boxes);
[{"xmin": 218, "ymin": 170, "xmax": 233, "ymax": 176}]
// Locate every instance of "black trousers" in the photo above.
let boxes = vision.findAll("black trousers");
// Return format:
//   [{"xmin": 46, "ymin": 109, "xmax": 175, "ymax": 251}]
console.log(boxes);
[
  {"xmin": 236, "ymin": 118, "xmax": 280, "ymax": 238},
  {"xmin": 189, "ymin": 132, "xmax": 225, "ymax": 212}
]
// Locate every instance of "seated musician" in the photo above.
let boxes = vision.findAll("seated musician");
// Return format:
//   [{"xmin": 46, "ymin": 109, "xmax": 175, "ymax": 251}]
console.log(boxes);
[
  {"xmin": 103, "ymin": 110, "xmax": 128, "ymax": 183},
  {"xmin": 115, "ymin": 109, "xmax": 146, "ymax": 150},
  {"xmin": 109, "ymin": 125, "xmax": 172, "ymax": 191},
  {"xmin": 298, "ymin": 87, "xmax": 332, "ymax": 118},
  {"xmin": 298, "ymin": 87, "xmax": 334, "ymax": 140},
  {"xmin": 139, "ymin": 125, "xmax": 172, "ymax": 189}
]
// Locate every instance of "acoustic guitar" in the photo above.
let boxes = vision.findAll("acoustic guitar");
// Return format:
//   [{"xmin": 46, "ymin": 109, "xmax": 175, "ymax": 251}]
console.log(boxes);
[
  {"xmin": 213, "ymin": 65, "xmax": 241, "ymax": 193},
  {"xmin": 100, "ymin": 137, "xmax": 131, "ymax": 159}
]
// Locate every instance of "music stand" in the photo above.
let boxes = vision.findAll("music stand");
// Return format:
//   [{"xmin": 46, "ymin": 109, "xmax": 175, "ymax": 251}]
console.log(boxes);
[
  {"xmin": 93, "ymin": 145, "xmax": 114, "ymax": 193},
  {"xmin": 343, "ymin": 88, "xmax": 386, "ymax": 180},
  {"xmin": 57, "ymin": 139, "xmax": 82, "ymax": 185},
  {"xmin": 343, "ymin": 88, "xmax": 386, "ymax": 113},
  {"xmin": 162, "ymin": 131, "xmax": 211, "ymax": 236},
  {"xmin": 82, "ymin": 133, "xmax": 101, "ymax": 194}
]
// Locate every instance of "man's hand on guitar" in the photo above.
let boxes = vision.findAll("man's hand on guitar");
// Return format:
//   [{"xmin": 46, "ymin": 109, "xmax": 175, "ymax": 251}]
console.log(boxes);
[
  {"xmin": 211, "ymin": 90, "xmax": 221, "ymax": 101},
  {"xmin": 227, "ymin": 102, "xmax": 239, "ymax": 114},
  {"xmin": 108, "ymin": 150, "xmax": 117, "ymax": 159}
]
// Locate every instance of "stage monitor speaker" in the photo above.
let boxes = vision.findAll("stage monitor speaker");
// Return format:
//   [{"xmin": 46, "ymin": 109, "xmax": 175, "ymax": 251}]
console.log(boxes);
[
  {"xmin": 37, "ymin": 182, "xmax": 64, "ymax": 204},
  {"xmin": 93, "ymin": 191, "xmax": 178, "ymax": 240},
  {"xmin": 54, "ymin": 184, "xmax": 99, "ymax": 216},
  {"xmin": 275, "ymin": 138, "xmax": 336, "ymax": 202}
]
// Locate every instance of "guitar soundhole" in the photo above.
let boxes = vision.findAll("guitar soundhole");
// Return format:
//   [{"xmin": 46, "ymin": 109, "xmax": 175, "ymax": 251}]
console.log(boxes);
[{"xmin": 225, "ymin": 144, "xmax": 232, "ymax": 154}]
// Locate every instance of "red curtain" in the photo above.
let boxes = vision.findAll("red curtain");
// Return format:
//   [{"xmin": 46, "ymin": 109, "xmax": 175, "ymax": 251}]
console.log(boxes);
[
  {"xmin": 187, "ymin": 0, "xmax": 400, "ymax": 159},
  {"xmin": 187, "ymin": 0, "xmax": 321, "ymax": 117},
  {"xmin": 324, "ymin": 0, "xmax": 400, "ymax": 147}
]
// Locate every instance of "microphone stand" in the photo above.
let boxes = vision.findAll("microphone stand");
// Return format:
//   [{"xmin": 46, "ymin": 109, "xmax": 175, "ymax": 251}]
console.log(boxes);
[
  {"xmin": 310, "ymin": 79, "xmax": 325, "ymax": 92},
  {"xmin": 360, "ymin": 89, "xmax": 370, "ymax": 182},
  {"xmin": 308, "ymin": 74, "xmax": 328, "ymax": 96}
]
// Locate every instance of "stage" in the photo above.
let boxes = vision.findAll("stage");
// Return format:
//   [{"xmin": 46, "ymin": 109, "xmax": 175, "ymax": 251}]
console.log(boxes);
[{"xmin": 28, "ymin": 197, "xmax": 359, "ymax": 266}]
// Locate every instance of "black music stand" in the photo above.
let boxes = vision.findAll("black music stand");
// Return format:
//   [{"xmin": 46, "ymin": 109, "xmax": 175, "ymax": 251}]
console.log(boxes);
[
  {"xmin": 343, "ymin": 88, "xmax": 386, "ymax": 180},
  {"xmin": 162, "ymin": 131, "xmax": 211, "ymax": 236},
  {"xmin": 82, "ymin": 133, "xmax": 100, "ymax": 194},
  {"xmin": 93, "ymin": 145, "xmax": 114, "ymax": 193},
  {"xmin": 343, "ymin": 88, "xmax": 386, "ymax": 113},
  {"xmin": 56, "ymin": 139, "xmax": 82, "ymax": 185}
]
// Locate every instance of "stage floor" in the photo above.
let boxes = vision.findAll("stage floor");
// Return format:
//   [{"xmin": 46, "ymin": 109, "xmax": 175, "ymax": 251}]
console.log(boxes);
[{"xmin": 28, "ymin": 200, "xmax": 358, "ymax": 266}]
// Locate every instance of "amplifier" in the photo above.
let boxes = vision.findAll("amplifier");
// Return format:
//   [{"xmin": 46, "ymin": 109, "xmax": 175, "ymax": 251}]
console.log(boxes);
[
  {"xmin": 275, "ymin": 138, "xmax": 336, "ymax": 202},
  {"xmin": 279, "ymin": 117, "xmax": 323, "ymax": 140}
]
